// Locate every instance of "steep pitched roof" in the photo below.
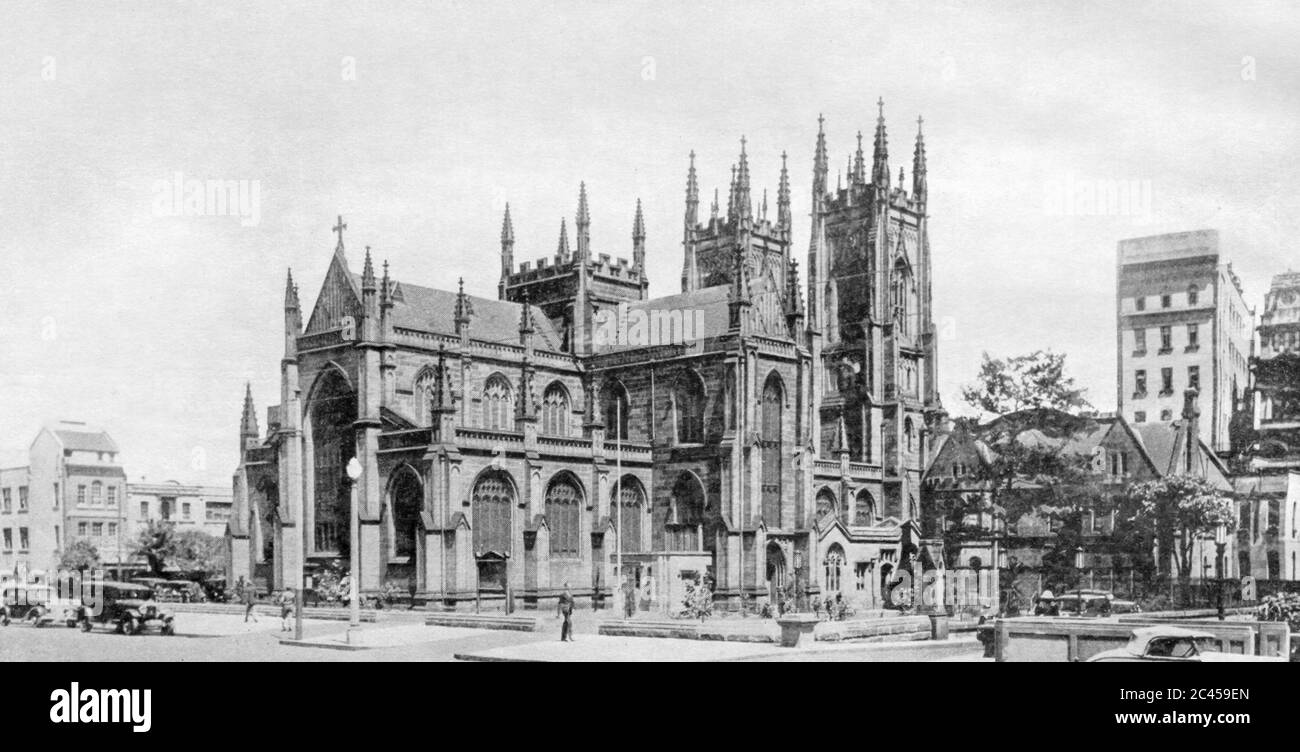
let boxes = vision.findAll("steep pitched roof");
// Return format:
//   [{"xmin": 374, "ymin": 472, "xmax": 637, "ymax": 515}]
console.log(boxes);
[
  {"xmin": 380, "ymin": 277, "xmax": 563, "ymax": 351},
  {"xmin": 47, "ymin": 426, "xmax": 119, "ymax": 453}
]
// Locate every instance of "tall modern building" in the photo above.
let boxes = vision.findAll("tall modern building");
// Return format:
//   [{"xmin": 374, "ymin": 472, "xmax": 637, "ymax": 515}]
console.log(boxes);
[
  {"xmin": 229, "ymin": 104, "xmax": 945, "ymax": 612},
  {"xmin": 1115, "ymin": 229, "xmax": 1251, "ymax": 454}
]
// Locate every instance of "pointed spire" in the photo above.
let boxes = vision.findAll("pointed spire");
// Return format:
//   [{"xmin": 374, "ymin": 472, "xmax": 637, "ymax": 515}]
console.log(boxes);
[
  {"xmin": 500, "ymin": 203, "xmax": 515, "ymax": 245},
  {"xmin": 575, "ymin": 182, "xmax": 591, "ymax": 261},
  {"xmin": 361, "ymin": 246, "xmax": 376, "ymax": 290},
  {"xmin": 454, "ymin": 276, "xmax": 473, "ymax": 333},
  {"xmin": 872, "ymin": 96, "xmax": 890, "ymax": 190},
  {"xmin": 912, "ymin": 114, "xmax": 928, "ymax": 204},
  {"xmin": 381, "ymin": 259, "xmax": 394, "ymax": 307},
  {"xmin": 853, "ymin": 130, "xmax": 865, "ymax": 184},
  {"xmin": 519, "ymin": 289, "xmax": 534, "ymax": 335},
  {"xmin": 777, "ymin": 151, "xmax": 791, "ymax": 232},
  {"xmin": 499, "ymin": 203, "xmax": 515, "ymax": 299},
  {"xmin": 556, "ymin": 217, "xmax": 571, "ymax": 259},
  {"xmin": 284, "ymin": 269, "xmax": 300, "ymax": 311},
  {"xmin": 240, "ymin": 382, "xmax": 259, "ymax": 443},
  {"xmin": 898, "ymin": 166, "xmax": 906, "ymax": 192},
  {"xmin": 812, "ymin": 114, "xmax": 829, "ymax": 202},
  {"xmin": 710, "ymin": 188, "xmax": 720, "ymax": 222},
  {"xmin": 786, "ymin": 258, "xmax": 804, "ymax": 316},
  {"xmin": 761, "ymin": 189, "xmax": 768, "ymax": 222},
  {"xmin": 835, "ymin": 414, "xmax": 850, "ymax": 456},
  {"xmin": 727, "ymin": 164, "xmax": 738, "ymax": 221},
  {"xmin": 633, "ymin": 198, "xmax": 646, "ymax": 241},
  {"xmin": 684, "ymin": 150, "xmax": 699, "ymax": 228},
  {"xmin": 735, "ymin": 136, "xmax": 752, "ymax": 221}
]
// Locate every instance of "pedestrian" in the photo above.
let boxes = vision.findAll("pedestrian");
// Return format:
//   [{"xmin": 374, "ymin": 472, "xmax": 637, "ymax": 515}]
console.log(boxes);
[
  {"xmin": 557, "ymin": 582, "xmax": 575, "ymax": 642},
  {"xmin": 408, "ymin": 578, "xmax": 418, "ymax": 610},
  {"xmin": 834, "ymin": 593, "xmax": 844, "ymax": 621},
  {"xmin": 279, "ymin": 588, "xmax": 295, "ymax": 632},
  {"xmin": 621, "ymin": 577, "xmax": 636, "ymax": 620},
  {"xmin": 241, "ymin": 579, "xmax": 258, "ymax": 623}
]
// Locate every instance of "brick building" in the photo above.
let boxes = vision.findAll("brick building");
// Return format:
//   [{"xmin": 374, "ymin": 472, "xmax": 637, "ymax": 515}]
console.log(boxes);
[{"xmin": 228, "ymin": 104, "xmax": 945, "ymax": 612}]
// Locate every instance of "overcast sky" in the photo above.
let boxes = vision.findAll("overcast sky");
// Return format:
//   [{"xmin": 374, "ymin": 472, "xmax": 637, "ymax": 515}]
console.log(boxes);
[{"xmin": 1, "ymin": 0, "xmax": 1296, "ymax": 485}]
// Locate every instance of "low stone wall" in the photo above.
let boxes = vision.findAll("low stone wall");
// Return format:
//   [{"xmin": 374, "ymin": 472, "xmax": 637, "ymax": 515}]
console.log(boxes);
[
  {"xmin": 599, "ymin": 619, "xmax": 779, "ymax": 643},
  {"xmin": 814, "ymin": 616, "xmax": 932, "ymax": 643},
  {"xmin": 425, "ymin": 613, "xmax": 541, "ymax": 632},
  {"xmin": 993, "ymin": 616, "xmax": 1269, "ymax": 662},
  {"xmin": 168, "ymin": 602, "xmax": 378, "ymax": 623}
]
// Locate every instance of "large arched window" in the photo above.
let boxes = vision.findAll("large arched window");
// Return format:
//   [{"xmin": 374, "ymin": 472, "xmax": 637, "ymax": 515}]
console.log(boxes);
[
  {"xmin": 413, "ymin": 369, "xmax": 436, "ymax": 426},
  {"xmin": 824, "ymin": 543, "xmax": 845, "ymax": 593},
  {"xmin": 815, "ymin": 488, "xmax": 838, "ymax": 524},
  {"xmin": 855, "ymin": 489, "xmax": 876, "ymax": 526},
  {"xmin": 760, "ymin": 373, "xmax": 783, "ymax": 527},
  {"xmin": 389, "ymin": 468, "xmax": 422, "ymax": 559},
  {"xmin": 545, "ymin": 473, "xmax": 582, "ymax": 558},
  {"xmin": 471, "ymin": 469, "xmax": 514, "ymax": 558},
  {"xmin": 91, "ymin": 481, "xmax": 103, "ymax": 505},
  {"xmin": 310, "ymin": 369, "xmax": 356, "ymax": 555},
  {"xmin": 891, "ymin": 259, "xmax": 912, "ymax": 337},
  {"xmin": 482, "ymin": 374, "xmax": 514, "ymax": 431},
  {"xmin": 602, "ymin": 381, "xmax": 630, "ymax": 441},
  {"xmin": 611, "ymin": 474, "xmax": 645, "ymax": 554},
  {"xmin": 674, "ymin": 373, "xmax": 704, "ymax": 444},
  {"xmin": 541, "ymin": 382, "xmax": 570, "ymax": 437},
  {"xmin": 904, "ymin": 417, "xmax": 916, "ymax": 454}
]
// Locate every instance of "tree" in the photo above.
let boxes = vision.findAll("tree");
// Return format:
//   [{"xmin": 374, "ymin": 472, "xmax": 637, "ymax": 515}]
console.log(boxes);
[
  {"xmin": 133, "ymin": 521, "xmax": 227, "ymax": 579},
  {"xmin": 961, "ymin": 351, "xmax": 1090, "ymax": 417},
  {"xmin": 59, "ymin": 539, "xmax": 101, "ymax": 572},
  {"xmin": 1127, "ymin": 475, "xmax": 1233, "ymax": 581}
]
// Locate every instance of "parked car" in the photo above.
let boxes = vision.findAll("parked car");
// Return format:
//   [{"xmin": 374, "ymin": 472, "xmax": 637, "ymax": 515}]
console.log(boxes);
[
  {"xmin": 1087, "ymin": 626, "xmax": 1285, "ymax": 662},
  {"xmin": 130, "ymin": 577, "xmax": 203, "ymax": 603},
  {"xmin": 1035, "ymin": 589, "xmax": 1140, "ymax": 616},
  {"xmin": 0, "ymin": 583, "xmax": 71, "ymax": 627},
  {"xmin": 70, "ymin": 581, "xmax": 176, "ymax": 635}
]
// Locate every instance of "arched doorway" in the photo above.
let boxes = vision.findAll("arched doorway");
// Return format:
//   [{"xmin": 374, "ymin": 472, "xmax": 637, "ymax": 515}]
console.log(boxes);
[
  {"xmin": 611, "ymin": 474, "xmax": 646, "ymax": 554},
  {"xmin": 766, "ymin": 542, "xmax": 786, "ymax": 604},
  {"xmin": 471, "ymin": 468, "xmax": 514, "ymax": 593},
  {"xmin": 386, "ymin": 467, "xmax": 421, "ymax": 588}
]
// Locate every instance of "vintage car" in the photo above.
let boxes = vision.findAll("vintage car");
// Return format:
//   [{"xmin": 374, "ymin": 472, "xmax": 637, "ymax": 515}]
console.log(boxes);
[
  {"xmin": 1086, "ymin": 626, "xmax": 1285, "ymax": 662},
  {"xmin": 131, "ymin": 577, "xmax": 202, "ymax": 603},
  {"xmin": 0, "ymin": 583, "xmax": 72, "ymax": 627},
  {"xmin": 70, "ymin": 581, "xmax": 176, "ymax": 635},
  {"xmin": 1035, "ymin": 589, "xmax": 1140, "ymax": 616}
]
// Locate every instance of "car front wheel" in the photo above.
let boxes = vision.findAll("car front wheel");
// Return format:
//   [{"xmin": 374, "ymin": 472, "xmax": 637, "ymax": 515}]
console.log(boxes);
[
  {"xmin": 79, "ymin": 619, "xmax": 93, "ymax": 632},
  {"xmin": 161, "ymin": 621, "xmax": 175, "ymax": 636}
]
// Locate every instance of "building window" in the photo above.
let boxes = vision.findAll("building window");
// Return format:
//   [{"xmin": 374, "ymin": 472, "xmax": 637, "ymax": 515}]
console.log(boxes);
[
  {"xmin": 160, "ymin": 498, "xmax": 173, "ymax": 521},
  {"xmin": 815, "ymin": 489, "xmax": 838, "ymax": 523},
  {"xmin": 855, "ymin": 562, "xmax": 869, "ymax": 591},
  {"xmin": 91, "ymin": 481, "xmax": 102, "ymax": 505},
  {"xmin": 540, "ymin": 382, "xmax": 570, "ymax": 437},
  {"xmin": 471, "ymin": 469, "xmax": 514, "ymax": 558},
  {"xmin": 1160, "ymin": 409, "xmax": 1173, "ymax": 421},
  {"xmin": 1134, "ymin": 370, "xmax": 1147, "ymax": 397},
  {"xmin": 54, "ymin": 525, "xmax": 59, "ymax": 548},
  {"xmin": 92, "ymin": 522, "xmax": 104, "ymax": 537},
  {"xmin": 1133, "ymin": 328, "xmax": 1146, "ymax": 354},
  {"xmin": 760, "ymin": 375, "xmax": 784, "ymax": 527},
  {"xmin": 855, "ymin": 490, "xmax": 877, "ymax": 526},
  {"xmin": 1161, "ymin": 294, "xmax": 1171, "ymax": 308},
  {"xmin": 18, "ymin": 487, "xmax": 28, "ymax": 512},
  {"xmin": 413, "ymin": 368, "xmax": 437, "ymax": 426},
  {"xmin": 77, "ymin": 485, "xmax": 86, "ymax": 506},
  {"xmin": 1188, "ymin": 365, "xmax": 1200, "ymax": 391},
  {"xmin": 18, "ymin": 528, "xmax": 28, "ymax": 551},
  {"xmin": 77, "ymin": 522, "xmax": 88, "ymax": 536},
  {"xmin": 1134, "ymin": 411, "xmax": 1146, "ymax": 423},
  {"xmin": 544, "ymin": 475, "xmax": 582, "ymax": 559},
  {"xmin": 673, "ymin": 373, "xmax": 705, "ymax": 444},
  {"xmin": 904, "ymin": 418, "xmax": 916, "ymax": 453},
  {"xmin": 1267, "ymin": 550, "xmax": 1280, "ymax": 579},
  {"xmin": 1160, "ymin": 367, "xmax": 1173, "ymax": 396},
  {"xmin": 824, "ymin": 544, "xmax": 845, "ymax": 592},
  {"xmin": 611, "ymin": 475, "xmax": 645, "ymax": 554},
  {"xmin": 1135, "ymin": 296, "xmax": 1146, "ymax": 311},
  {"xmin": 1186, "ymin": 323, "xmax": 1199, "ymax": 351},
  {"xmin": 1159, "ymin": 326, "xmax": 1172, "ymax": 353},
  {"xmin": 1187, "ymin": 284, "xmax": 1198, "ymax": 306},
  {"xmin": 139, "ymin": 501, "xmax": 149, "ymax": 519},
  {"xmin": 182, "ymin": 502, "xmax": 192, "ymax": 520},
  {"xmin": 107, "ymin": 522, "xmax": 117, "ymax": 538},
  {"xmin": 107, "ymin": 486, "xmax": 117, "ymax": 506},
  {"xmin": 2, "ymin": 529, "xmax": 10, "ymax": 550},
  {"xmin": 602, "ymin": 382, "xmax": 630, "ymax": 441},
  {"xmin": 2, "ymin": 488, "xmax": 10, "ymax": 513},
  {"xmin": 53, "ymin": 483, "xmax": 59, "ymax": 510},
  {"xmin": 481, "ymin": 374, "xmax": 514, "ymax": 431}
]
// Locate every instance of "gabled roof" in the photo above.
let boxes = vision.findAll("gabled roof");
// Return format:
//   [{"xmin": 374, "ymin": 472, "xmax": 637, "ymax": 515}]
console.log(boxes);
[
  {"xmin": 44, "ymin": 424, "xmax": 119, "ymax": 454},
  {"xmin": 369, "ymin": 275, "xmax": 564, "ymax": 351}
]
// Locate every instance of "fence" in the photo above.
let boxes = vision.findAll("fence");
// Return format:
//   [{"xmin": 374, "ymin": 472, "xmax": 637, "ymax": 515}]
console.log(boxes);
[{"xmin": 998, "ymin": 568, "xmax": 1300, "ymax": 614}]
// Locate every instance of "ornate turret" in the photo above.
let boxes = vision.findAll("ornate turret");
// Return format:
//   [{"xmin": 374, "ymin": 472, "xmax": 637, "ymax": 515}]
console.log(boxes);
[
  {"xmin": 871, "ymin": 97, "xmax": 890, "ymax": 191},
  {"xmin": 240, "ymin": 383, "xmax": 259, "ymax": 451},
  {"xmin": 853, "ymin": 130, "xmax": 866, "ymax": 185},
  {"xmin": 283, "ymin": 269, "xmax": 301, "ymax": 358},
  {"xmin": 576, "ymin": 182, "xmax": 591, "ymax": 262},
  {"xmin": 499, "ymin": 203, "xmax": 515, "ymax": 299},
  {"xmin": 556, "ymin": 218, "xmax": 570, "ymax": 260},
  {"xmin": 453, "ymin": 276, "xmax": 473, "ymax": 339},
  {"xmin": 682, "ymin": 152, "xmax": 699, "ymax": 293},
  {"xmin": 912, "ymin": 115, "xmax": 927, "ymax": 206},
  {"xmin": 777, "ymin": 151, "xmax": 791, "ymax": 235},
  {"xmin": 735, "ymin": 137, "xmax": 752, "ymax": 223},
  {"xmin": 813, "ymin": 114, "xmax": 829, "ymax": 203},
  {"xmin": 632, "ymin": 198, "xmax": 646, "ymax": 272}
]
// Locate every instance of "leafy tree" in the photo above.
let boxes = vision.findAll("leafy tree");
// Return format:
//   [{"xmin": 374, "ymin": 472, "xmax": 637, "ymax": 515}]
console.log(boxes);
[
  {"xmin": 961, "ymin": 351, "xmax": 1090, "ymax": 417},
  {"xmin": 1127, "ymin": 476, "xmax": 1233, "ymax": 581},
  {"xmin": 59, "ymin": 539, "xmax": 101, "ymax": 571},
  {"xmin": 133, "ymin": 521, "xmax": 227, "ymax": 579}
]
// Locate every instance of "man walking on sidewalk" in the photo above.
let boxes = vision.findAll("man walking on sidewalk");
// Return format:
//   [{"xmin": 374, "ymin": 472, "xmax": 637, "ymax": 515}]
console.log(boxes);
[
  {"xmin": 557, "ymin": 582, "xmax": 575, "ymax": 642},
  {"xmin": 240, "ymin": 578, "xmax": 258, "ymax": 623}
]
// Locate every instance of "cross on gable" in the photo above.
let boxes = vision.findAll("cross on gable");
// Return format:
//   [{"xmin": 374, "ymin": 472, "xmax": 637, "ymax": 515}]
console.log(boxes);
[{"xmin": 332, "ymin": 215, "xmax": 348, "ymax": 252}]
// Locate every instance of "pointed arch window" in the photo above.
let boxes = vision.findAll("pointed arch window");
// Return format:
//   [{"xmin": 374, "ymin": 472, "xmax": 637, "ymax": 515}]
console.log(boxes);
[
  {"xmin": 891, "ymin": 259, "xmax": 912, "ymax": 337},
  {"xmin": 414, "ymin": 369, "xmax": 436, "ymax": 426},
  {"xmin": 674, "ymin": 373, "xmax": 705, "ymax": 444},
  {"xmin": 760, "ymin": 374, "xmax": 783, "ymax": 527},
  {"xmin": 602, "ymin": 382, "xmax": 630, "ymax": 440},
  {"xmin": 541, "ymin": 383, "xmax": 570, "ymax": 437},
  {"xmin": 389, "ymin": 469, "xmax": 422, "ymax": 559},
  {"xmin": 904, "ymin": 417, "xmax": 916, "ymax": 454},
  {"xmin": 824, "ymin": 543, "xmax": 845, "ymax": 592},
  {"xmin": 855, "ymin": 489, "xmax": 876, "ymax": 526},
  {"xmin": 471, "ymin": 469, "xmax": 514, "ymax": 557},
  {"xmin": 815, "ymin": 488, "xmax": 838, "ymax": 524},
  {"xmin": 482, "ymin": 375, "xmax": 514, "ymax": 431},
  {"xmin": 612, "ymin": 475, "xmax": 645, "ymax": 554},
  {"xmin": 545, "ymin": 474, "xmax": 582, "ymax": 558}
]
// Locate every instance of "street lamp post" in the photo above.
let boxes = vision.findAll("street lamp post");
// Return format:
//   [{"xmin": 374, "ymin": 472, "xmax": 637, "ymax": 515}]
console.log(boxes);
[
  {"xmin": 1214, "ymin": 522, "xmax": 1227, "ymax": 622},
  {"xmin": 1074, "ymin": 546, "xmax": 1085, "ymax": 615},
  {"xmin": 346, "ymin": 457, "xmax": 363, "ymax": 634}
]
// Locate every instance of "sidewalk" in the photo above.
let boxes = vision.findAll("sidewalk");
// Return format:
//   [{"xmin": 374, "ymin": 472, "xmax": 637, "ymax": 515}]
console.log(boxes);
[{"xmin": 455, "ymin": 634, "xmax": 983, "ymax": 662}]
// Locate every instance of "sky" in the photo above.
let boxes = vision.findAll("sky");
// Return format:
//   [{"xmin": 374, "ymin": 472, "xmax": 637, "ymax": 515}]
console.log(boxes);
[{"xmin": 1, "ymin": 0, "xmax": 1297, "ymax": 485}]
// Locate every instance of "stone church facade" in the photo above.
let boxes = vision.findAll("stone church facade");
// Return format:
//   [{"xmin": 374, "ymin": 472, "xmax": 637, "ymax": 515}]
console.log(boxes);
[{"xmin": 227, "ymin": 102, "xmax": 945, "ymax": 612}]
